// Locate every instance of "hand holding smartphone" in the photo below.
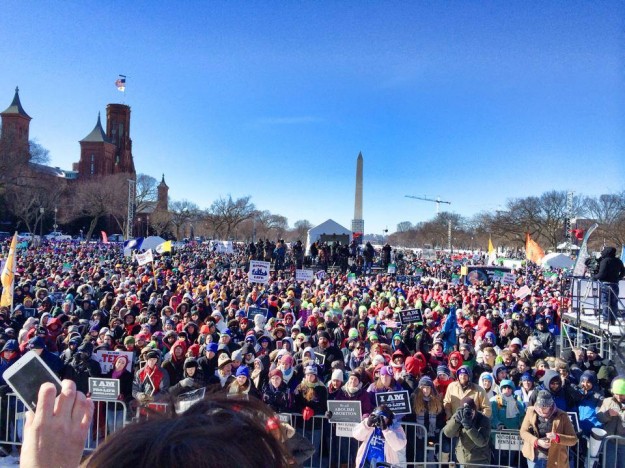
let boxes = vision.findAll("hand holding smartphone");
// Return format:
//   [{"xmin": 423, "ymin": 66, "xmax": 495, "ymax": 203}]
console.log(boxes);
[{"xmin": 3, "ymin": 351, "xmax": 62, "ymax": 411}]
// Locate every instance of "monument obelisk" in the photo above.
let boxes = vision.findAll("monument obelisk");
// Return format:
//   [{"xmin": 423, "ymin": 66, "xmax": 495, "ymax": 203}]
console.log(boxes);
[{"xmin": 351, "ymin": 152, "xmax": 364, "ymax": 243}]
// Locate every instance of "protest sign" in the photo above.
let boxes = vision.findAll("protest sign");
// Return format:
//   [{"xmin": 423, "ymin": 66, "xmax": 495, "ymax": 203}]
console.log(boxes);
[
  {"xmin": 88, "ymin": 378, "xmax": 120, "ymax": 400},
  {"xmin": 335, "ymin": 422, "xmax": 357, "ymax": 437},
  {"xmin": 327, "ymin": 401, "xmax": 362, "ymax": 423},
  {"xmin": 22, "ymin": 308, "xmax": 37, "ymax": 318},
  {"xmin": 399, "ymin": 308, "xmax": 423, "ymax": 325},
  {"xmin": 314, "ymin": 352, "xmax": 326, "ymax": 367},
  {"xmin": 175, "ymin": 387, "xmax": 206, "ymax": 413},
  {"xmin": 94, "ymin": 350, "xmax": 134, "ymax": 374},
  {"xmin": 515, "ymin": 285, "xmax": 531, "ymax": 299},
  {"xmin": 247, "ymin": 306, "xmax": 268, "ymax": 321},
  {"xmin": 502, "ymin": 273, "xmax": 517, "ymax": 285},
  {"xmin": 248, "ymin": 260, "xmax": 270, "ymax": 284},
  {"xmin": 315, "ymin": 270, "xmax": 326, "ymax": 280},
  {"xmin": 387, "ymin": 263, "xmax": 396, "ymax": 274},
  {"xmin": 375, "ymin": 390, "xmax": 411, "ymax": 415},
  {"xmin": 135, "ymin": 249, "xmax": 153, "ymax": 266},
  {"xmin": 347, "ymin": 273, "xmax": 357, "ymax": 284},
  {"xmin": 295, "ymin": 269, "xmax": 314, "ymax": 282},
  {"xmin": 494, "ymin": 431, "xmax": 523, "ymax": 451}
]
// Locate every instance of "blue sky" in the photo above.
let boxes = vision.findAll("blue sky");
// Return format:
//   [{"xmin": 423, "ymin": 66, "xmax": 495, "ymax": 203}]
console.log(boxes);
[{"xmin": 1, "ymin": 1, "xmax": 623, "ymax": 234}]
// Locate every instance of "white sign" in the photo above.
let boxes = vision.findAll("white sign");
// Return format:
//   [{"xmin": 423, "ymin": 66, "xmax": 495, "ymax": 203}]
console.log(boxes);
[
  {"xmin": 248, "ymin": 260, "xmax": 270, "ymax": 284},
  {"xmin": 135, "ymin": 249, "xmax": 154, "ymax": 266},
  {"xmin": 335, "ymin": 422, "xmax": 358, "ymax": 437},
  {"xmin": 315, "ymin": 270, "xmax": 326, "ymax": 280},
  {"xmin": 514, "ymin": 285, "xmax": 531, "ymax": 299},
  {"xmin": 502, "ymin": 273, "xmax": 517, "ymax": 285},
  {"xmin": 295, "ymin": 269, "xmax": 314, "ymax": 282},
  {"xmin": 494, "ymin": 432, "xmax": 523, "ymax": 451},
  {"xmin": 175, "ymin": 387, "xmax": 206, "ymax": 413},
  {"xmin": 94, "ymin": 350, "xmax": 134, "ymax": 374}
]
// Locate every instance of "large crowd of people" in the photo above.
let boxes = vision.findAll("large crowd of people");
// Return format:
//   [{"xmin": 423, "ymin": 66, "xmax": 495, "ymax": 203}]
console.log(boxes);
[{"xmin": 0, "ymin": 238, "xmax": 624, "ymax": 467}]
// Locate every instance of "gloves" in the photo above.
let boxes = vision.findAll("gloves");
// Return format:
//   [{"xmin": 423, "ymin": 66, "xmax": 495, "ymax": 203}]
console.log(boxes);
[
  {"xmin": 454, "ymin": 408, "xmax": 464, "ymax": 424},
  {"xmin": 325, "ymin": 411, "xmax": 333, "ymax": 420},
  {"xmin": 379, "ymin": 416, "xmax": 389, "ymax": 431},
  {"xmin": 137, "ymin": 392, "xmax": 153, "ymax": 404},
  {"xmin": 180, "ymin": 378, "xmax": 194, "ymax": 388},
  {"xmin": 367, "ymin": 413, "xmax": 378, "ymax": 428},
  {"xmin": 302, "ymin": 407, "xmax": 314, "ymax": 421}
]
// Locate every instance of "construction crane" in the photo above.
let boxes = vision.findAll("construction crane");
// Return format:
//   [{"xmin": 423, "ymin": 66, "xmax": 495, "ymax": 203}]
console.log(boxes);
[{"xmin": 405, "ymin": 195, "xmax": 451, "ymax": 214}]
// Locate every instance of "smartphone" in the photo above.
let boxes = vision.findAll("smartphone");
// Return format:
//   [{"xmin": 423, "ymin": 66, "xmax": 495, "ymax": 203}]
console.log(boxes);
[{"xmin": 3, "ymin": 351, "xmax": 63, "ymax": 411}]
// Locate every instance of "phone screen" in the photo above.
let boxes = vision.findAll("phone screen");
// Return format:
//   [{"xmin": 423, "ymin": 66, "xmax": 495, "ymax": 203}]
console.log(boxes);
[{"xmin": 5, "ymin": 353, "xmax": 62, "ymax": 411}]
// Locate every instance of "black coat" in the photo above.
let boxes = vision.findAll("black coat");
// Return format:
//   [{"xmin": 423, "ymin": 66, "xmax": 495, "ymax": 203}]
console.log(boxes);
[{"xmin": 593, "ymin": 247, "xmax": 625, "ymax": 283}]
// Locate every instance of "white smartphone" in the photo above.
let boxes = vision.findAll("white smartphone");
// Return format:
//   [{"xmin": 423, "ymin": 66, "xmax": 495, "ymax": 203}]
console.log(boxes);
[{"xmin": 3, "ymin": 351, "xmax": 63, "ymax": 412}]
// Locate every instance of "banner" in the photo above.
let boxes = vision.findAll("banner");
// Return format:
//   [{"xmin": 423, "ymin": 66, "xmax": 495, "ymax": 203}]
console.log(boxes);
[
  {"xmin": 398, "ymin": 308, "xmax": 423, "ymax": 325},
  {"xmin": 94, "ymin": 350, "xmax": 134, "ymax": 374},
  {"xmin": 327, "ymin": 400, "xmax": 362, "ymax": 423},
  {"xmin": 387, "ymin": 263, "xmax": 396, "ymax": 274},
  {"xmin": 101, "ymin": 231, "xmax": 108, "ymax": 243},
  {"xmin": 295, "ymin": 269, "xmax": 314, "ymax": 282},
  {"xmin": 135, "ymin": 249, "xmax": 154, "ymax": 266},
  {"xmin": 88, "ymin": 378, "xmax": 120, "ymax": 400},
  {"xmin": 502, "ymin": 273, "xmax": 517, "ymax": 285},
  {"xmin": 494, "ymin": 431, "xmax": 523, "ymax": 451},
  {"xmin": 248, "ymin": 260, "xmax": 270, "ymax": 284},
  {"xmin": 0, "ymin": 233, "xmax": 17, "ymax": 308},
  {"xmin": 155, "ymin": 240, "xmax": 172, "ymax": 254},
  {"xmin": 572, "ymin": 223, "xmax": 598, "ymax": 276},
  {"xmin": 247, "ymin": 306, "xmax": 268, "ymax": 320},
  {"xmin": 526, "ymin": 233, "xmax": 545, "ymax": 263},
  {"xmin": 375, "ymin": 390, "xmax": 411, "ymax": 415}
]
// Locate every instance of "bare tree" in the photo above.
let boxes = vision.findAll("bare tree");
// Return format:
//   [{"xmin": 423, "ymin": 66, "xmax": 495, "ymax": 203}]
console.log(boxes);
[
  {"xmin": 396, "ymin": 221, "xmax": 413, "ymax": 233},
  {"xmin": 169, "ymin": 200, "xmax": 200, "ymax": 240},
  {"xmin": 135, "ymin": 173, "xmax": 158, "ymax": 212},
  {"xmin": 291, "ymin": 219, "xmax": 312, "ymax": 242},
  {"xmin": 206, "ymin": 195, "xmax": 255, "ymax": 240}
]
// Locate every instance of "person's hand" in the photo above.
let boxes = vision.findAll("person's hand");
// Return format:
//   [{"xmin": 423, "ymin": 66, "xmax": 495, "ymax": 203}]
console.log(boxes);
[
  {"xmin": 21, "ymin": 380, "xmax": 93, "ymax": 468},
  {"xmin": 537, "ymin": 438, "xmax": 551, "ymax": 449},
  {"xmin": 546, "ymin": 432, "xmax": 557, "ymax": 441},
  {"xmin": 608, "ymin": 408, "xmax": 619, "ymax": 417},
  {"xmin": 137, "ymin": 392, "xmax": 153, "ymax": 404},
  {"xmin": 181, "ymin": 378, "xmax": 193, "ymax": 387},
  {"xmin": 302, "ymin": 406, "xmax": 314, "ymax": 421},
  {"xmin": 325, "ymin": 411, "xmax": 333, "ymax": 420},
  {"xmin": 454, "ymin": 407, "xmax": 464, "ymax": 423},
  {"xmin": 367, "ymin": 413, "xmax": 378, "ymax": 428}
]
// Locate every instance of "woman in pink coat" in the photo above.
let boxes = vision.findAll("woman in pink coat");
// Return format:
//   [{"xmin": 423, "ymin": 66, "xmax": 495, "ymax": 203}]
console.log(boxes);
[{"xmin": 352, "ymin": 405, "xmax": 407, "ymax": 467}]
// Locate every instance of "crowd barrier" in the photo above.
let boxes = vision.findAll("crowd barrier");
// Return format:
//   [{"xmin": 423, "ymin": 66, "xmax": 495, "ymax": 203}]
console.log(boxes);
[
  {"xmin": 0, "ymin": 393, "xmax": 128, "ymax": 453},
  {"xmin": 0, "ymin": 394, "xmax": 623, "ymax": 468}
]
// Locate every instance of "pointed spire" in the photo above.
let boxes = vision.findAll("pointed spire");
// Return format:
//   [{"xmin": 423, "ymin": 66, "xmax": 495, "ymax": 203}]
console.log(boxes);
[
  {"xmin": 80, "ymin": 112, "xmax": 109, "ymax": 143},
  {"xmin": 1, "ymin": 86, "xmax": 31, "ymax": 119},
  {"xmin": 158, "ymin": 173, "xmax": 168, "ymax": 187}
]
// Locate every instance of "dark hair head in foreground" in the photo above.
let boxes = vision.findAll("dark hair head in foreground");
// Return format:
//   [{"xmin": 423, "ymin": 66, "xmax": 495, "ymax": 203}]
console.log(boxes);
[{"xmin": 83, "ymin": 397, "xmax": 290, "ymax": 468}]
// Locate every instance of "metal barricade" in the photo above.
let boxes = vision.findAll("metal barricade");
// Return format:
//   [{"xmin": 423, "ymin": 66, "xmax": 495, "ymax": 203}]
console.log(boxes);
[
  {"xmin": 0, "ymin": 393, "xmax": 128, "ymax": 452},
  {"xmin": 601, "ymin": 435, "xmax": 625, "ymax": 468},
  {"xmin": 278, "ymin": 412, "xmax": 428, "ymax": 468}
]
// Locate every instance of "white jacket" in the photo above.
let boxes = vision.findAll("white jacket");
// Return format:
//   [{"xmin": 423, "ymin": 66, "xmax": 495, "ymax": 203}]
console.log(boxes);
[{"xmin": 352, "ymin": 419, "xmax": 407, "ymax": 467}]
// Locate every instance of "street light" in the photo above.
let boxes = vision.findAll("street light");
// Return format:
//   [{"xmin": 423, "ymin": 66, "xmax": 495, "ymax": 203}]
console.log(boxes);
[
  {"xmin": 146, "ymin": 215, "xmax": 149, "ymax": 237},
  {"xmin": 53, "ymin": 206, "xmax": 58, "ymax": 232},
  {"xmin": 39, "ymin": 207, "xmax": 44, "ymax": 240}
]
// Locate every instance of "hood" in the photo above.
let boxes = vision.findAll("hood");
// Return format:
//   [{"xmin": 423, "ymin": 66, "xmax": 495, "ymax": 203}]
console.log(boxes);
[
  {"xmin": 448, "ymin": 351, "xmax": 464, "ymax": 372},
  {"xmin": 601, "ymin": 246, "xmax": 617, "ymax": 258},
  {"xmin": 492, "ymin": 363, "xmax": 507, "ymax": 382},
  {"xmin": 479, "ymin": 372, "xmax": 494, "ymax": 384},
  {"xmin": 477, "ymin": 316, "xmax": 492, "ymax": 330},
  {"xmin": 1, "ymin": 339, "xmax": 19, "ymax": 353},
  {"xmin": 540, "ymin": 369, "xmax": 560, "ymax": 386},
  {"xmin": 580, "ymin": 370, "xmax": 597, "ymax": 387}
]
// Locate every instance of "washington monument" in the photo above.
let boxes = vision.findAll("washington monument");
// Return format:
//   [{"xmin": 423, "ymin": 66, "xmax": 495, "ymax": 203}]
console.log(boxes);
[{"xmin": 351, "ymin": 152, "xmax": 364, "ymax": 243}]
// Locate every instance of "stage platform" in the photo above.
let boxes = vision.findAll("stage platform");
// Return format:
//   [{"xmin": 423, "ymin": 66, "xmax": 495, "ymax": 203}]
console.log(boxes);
[{"xmin": 562, "ymin": 309, "xmax": 624, "ymax": 338}]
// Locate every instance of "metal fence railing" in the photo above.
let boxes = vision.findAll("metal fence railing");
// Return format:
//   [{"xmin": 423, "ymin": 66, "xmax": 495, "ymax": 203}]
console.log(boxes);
[{"xmin": 601, "ymin": 435, "xmax": 625, "ymax": 468}]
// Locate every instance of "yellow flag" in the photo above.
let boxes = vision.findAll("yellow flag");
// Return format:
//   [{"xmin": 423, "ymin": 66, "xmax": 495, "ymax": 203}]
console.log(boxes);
[
  {"xmin": 0, "ymin": 233, "xmax": 18, "ymax": 308},
  {"xmin": 155, "ymin": 240, "xmax": 172, "ymax": 254},
  {"xmin": 488, "ymin": 237, "xmax": 495, "ymax": 255}
]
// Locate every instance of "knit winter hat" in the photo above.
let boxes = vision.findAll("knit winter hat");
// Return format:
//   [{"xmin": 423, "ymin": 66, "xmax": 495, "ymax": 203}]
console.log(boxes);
[
  {"xmin": 535, "ymin": 390, "xmax": 555, "ymax": 408},
  {"xmin": 331, "ymin": 369, "xmax": 344, "ymax": 382},
  {"xmin": 436, "ymin": 365, "xmax": 451, "ymax": 378},
  {"xmin": 500, "ymin": 379, "xmax": 515, "ymax": 390},
  {"xmin": 418, "ymin": 376, "xmax": 434, "ymax": 388},
  {"xmin": 456, "ymin": 366, "xmax": 472, "ymax": 380},
  {"xmin": 269, "ymin": 368, "xmax": 283, "ymax": 379},
  {"xmin": 348, "ymin": 328, "xmax": 359, "ymax": 339},
  {"xmin": 611, "ymin": 378, "xmax": 625, "ymax": 396},
  {"xmin": 236, "ymin": 365, "xmax": 250, "ymax": 378}
]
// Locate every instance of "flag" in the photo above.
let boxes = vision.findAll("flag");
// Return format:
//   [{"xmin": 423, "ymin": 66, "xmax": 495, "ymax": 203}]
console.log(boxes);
[
  {"xmin": 124, "ymin": 237, "xmax": 144, "ymax": 251},
  {"xmin": 441, "ymin": 306, "xmax": 457, "ymax": 354},
  {"xmin": 101, "ymin": 231, "xmax": 109, "ymax": 243},
  {"xmin": 621, "ymin": 245, "xmax": 625, "ymax": 264},
  {"xmin": 1, "ymin": 233, "xmax": 18, "ymax": 308},
  {"xmin": 572, "ymin": 223, "xmax": 598, "ymax": 276},
  {"xmin": 134, "ymin": 249, "xmax": 154, "ymax": 266},
  {"xmin": 487, "ymin": 237, "xmax": 496, "ymax": 265},
  {"xmin": 115, "ymin": 75, "xmax": 126, "ymax": 92},
  {"xmin": 155, "ymin": 240, "xmax": 172, "ymax": 254},
  {"xmin": 525, "ymin": 233, "xmax": 545, "ymax": 264}
]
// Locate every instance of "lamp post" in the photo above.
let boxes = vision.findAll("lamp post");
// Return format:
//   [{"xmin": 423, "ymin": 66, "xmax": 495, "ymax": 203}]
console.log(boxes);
[
  {"xmin": 137, "ymin": 217, "xmax": 141, "ymax": 238},
  {"xmin": 53, "ymin": 206, "xmax": 58, "ymax": 232},
  {"xmin": 146, "ymin": 215, "xmax": 149, "ymax": 237},
  {"xmin": 39, "ymin": 207, "xmax": 44, "ymax": 240}
]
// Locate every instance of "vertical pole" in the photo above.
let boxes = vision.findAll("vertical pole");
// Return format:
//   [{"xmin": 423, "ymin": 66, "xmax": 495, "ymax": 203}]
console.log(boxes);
[
  {"xmin": 448, "ymin": 220, "xmax": 452, "ymax": 254},
  {"xmin": 127, "ymin": 178, "xmax": 135, "ymax": 240}
]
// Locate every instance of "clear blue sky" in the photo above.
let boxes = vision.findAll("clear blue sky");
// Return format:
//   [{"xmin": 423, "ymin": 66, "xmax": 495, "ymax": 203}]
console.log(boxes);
[{"xmin": 1, "ymin": 1, "xmax": 623, "ymax": 234}]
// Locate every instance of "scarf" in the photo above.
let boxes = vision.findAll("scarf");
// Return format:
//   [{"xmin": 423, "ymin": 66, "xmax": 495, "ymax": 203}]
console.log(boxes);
[
  {"xmin": 503, "ymin": 394, "xmax": 520, "ymax": 419},
  {"xmin": 343, "ymin": 382, "xmax": 363, "ymax": 396}
]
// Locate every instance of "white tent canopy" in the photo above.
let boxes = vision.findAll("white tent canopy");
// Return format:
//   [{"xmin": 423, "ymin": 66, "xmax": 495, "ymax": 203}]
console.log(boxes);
[
  {"xmin": 557, "ymin": 242, "xmax": 580, "ymax": 251},
  {"xmin": 140, "ymin": 236, "xmax": 166, "ymax": 251},
  {"xmin": 306, "ymin": 219, "xmax": 351, "ymax": 253},
  {"xmin": 541, "ymin": 252, "xmax": 574, "ymax": 270}
]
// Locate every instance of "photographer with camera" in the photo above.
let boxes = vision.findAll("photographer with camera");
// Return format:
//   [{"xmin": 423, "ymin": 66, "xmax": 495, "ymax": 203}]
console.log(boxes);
[
  {"xmin": 352, "ymin": 404, "xmax": 407, "ymax": 467},
  {"xmin": 591, "ymin": 246, "xmax": 625, "ymax": 325},
  {"xmin": 443, "ymin": 397, "xmax": 491, "ymax": 467}
]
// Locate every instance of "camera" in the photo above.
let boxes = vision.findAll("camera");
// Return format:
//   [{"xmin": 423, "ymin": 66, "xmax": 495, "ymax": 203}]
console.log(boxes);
[
  {"xmin": 584, "ymin": 257, "xmax": 600, "ymax": 276},
  {"xmin": 462, "ymin": 404, "xmax": 475, "ymax": 420}
]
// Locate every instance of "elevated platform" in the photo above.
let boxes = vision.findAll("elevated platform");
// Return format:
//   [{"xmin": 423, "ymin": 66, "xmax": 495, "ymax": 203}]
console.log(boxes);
[{"xmin": 562, "ymin": 309, "xmax": 624, "ymax": 337}]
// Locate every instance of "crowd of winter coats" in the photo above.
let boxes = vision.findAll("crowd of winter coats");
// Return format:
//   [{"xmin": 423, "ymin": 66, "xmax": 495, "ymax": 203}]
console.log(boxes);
[{"xmin": 0, "ymin": 240, "xmax": 623, "ymax": 451}]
